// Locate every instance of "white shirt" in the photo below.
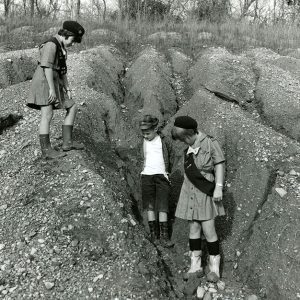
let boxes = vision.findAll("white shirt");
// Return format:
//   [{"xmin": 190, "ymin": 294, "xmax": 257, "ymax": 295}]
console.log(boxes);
[{"xmin": 141, "ymin": 135, "xmax": 166, "ymax": 175}]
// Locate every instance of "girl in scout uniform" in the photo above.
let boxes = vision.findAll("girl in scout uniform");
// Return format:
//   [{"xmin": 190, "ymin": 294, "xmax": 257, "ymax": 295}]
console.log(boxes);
[
  {"xmin": 171, "ymin": 116, "xmax": 225, "ymax": 279},
  {"xmin": 27, "ymin": 21, "xmax": 85, "ymax": 159},
  {"xmin": 139, "ymin": 114, "xmax": 175, "ymax": 248}
]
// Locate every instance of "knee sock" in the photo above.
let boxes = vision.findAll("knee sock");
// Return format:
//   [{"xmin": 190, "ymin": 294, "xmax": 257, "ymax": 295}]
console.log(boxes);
[
  {"xmin": 189, "ymin": 238, "xmax": 202, "ymax": 251},
  {"xmin": 206, "ymin": 240, "xmax": 220, "ymax": 256}
]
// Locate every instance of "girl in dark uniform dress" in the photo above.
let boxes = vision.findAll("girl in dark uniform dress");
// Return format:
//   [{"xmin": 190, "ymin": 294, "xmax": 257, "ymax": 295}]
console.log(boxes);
[
  {"xmin": 27, "ymin": 21, "xmax": 85, "ymax": 159},
  {"xmin": 171, "ymin": 116, "xmax": 225, "ymax": 279}
]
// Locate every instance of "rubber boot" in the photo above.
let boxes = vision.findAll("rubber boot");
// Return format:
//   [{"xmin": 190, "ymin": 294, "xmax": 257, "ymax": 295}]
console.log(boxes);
[
  {"xmin": 183, "ymin": 250, "xmax": 203, "ymax": 280},
  {"xmin": 159, "ymin": 222, "xmax": 174, "ymax": 248},
  {"xmin": 39, "ymin": 134, "xmax": 66, "ymax": 159},
  {"xmin": 148, "ymin": 221, "xmax": 158, "ymax": 243},
  {"xmin": 208, "ymin": 254, "xmax": 221, "ymax": 278},
  {"xmin": 188, "ymin": 250, "xmax": 203, "ymax": 273},
  {"xmin": 62, "ymin": 125, "xmax": 84, "ymax": 151}
]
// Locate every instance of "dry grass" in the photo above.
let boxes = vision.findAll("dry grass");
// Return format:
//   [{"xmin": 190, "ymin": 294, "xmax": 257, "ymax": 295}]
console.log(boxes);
[{"xmin": 1, "ymin": 15, "xmax": 300, "ymax": 57}]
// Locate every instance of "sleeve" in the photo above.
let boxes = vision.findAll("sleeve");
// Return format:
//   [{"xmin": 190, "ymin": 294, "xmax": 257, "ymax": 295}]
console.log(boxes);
[
  {"xmin": 39, "ymin": 42, "xmax": 57, "ymax": 68},
  {"xmin": 165, "ymin": 137, "xmax": 175, "ymax": 169},
  {"xmin": 210, "ymin": 139, "xmax": 225, "ymax": 165}
]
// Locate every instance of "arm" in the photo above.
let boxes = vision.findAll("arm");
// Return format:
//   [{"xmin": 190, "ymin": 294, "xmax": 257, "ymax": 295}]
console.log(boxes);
[
  {"xmin": 213, "ymin": 162, "xmax": 225, "ymax": 201},
  {"xmin": 40, "ymin": 42, "xmax": 57, "ymax": 104},
  {"xmin": 44, "ymin": 68, "xmax": 56, "ymax": 104}
]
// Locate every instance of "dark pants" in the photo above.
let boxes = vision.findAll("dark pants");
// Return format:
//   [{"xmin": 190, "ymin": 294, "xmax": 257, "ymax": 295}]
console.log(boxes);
[{"xmin": 141, "ymin": 174, "xmax": 170, "ymax": 213}]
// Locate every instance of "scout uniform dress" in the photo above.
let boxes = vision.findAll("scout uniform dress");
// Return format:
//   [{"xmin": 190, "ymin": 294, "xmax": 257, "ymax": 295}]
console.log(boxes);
[
  {"xmin": 27, "ymin": 34, "xmax": 74, "ymax": 110},
  {"xmin": 175, "ymin": 133, "xmax": 225, "ymax": 221}
]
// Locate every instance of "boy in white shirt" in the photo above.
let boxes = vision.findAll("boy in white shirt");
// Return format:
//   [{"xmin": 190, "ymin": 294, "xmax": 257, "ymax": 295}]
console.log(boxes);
[{"xmin": 140, "ymin": 115, "xmax": 174, "ymax": 248}]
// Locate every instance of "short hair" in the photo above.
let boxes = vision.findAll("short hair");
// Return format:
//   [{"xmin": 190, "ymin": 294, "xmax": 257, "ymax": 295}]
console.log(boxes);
[
  {"xmin": 139, "ymin": 114, "xmax": 159, "ymax": 130},
  {"xmin": 58, "ymin": 28, "xmax": 74, "ymax": 38},
  {"xmin": 171, "ymin": 127, "xmax": 198, "ymax": 141}
]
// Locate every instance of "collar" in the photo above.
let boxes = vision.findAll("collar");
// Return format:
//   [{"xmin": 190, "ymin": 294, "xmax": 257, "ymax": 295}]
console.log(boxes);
[
  {"xmin": 192, "ymin": 132, "xmax": 206, "ymax": 147},
  {"xmin": 54, "ymin": 34, "xmax": 66, "ymax": 53},
  {"xmin": 186, "ymin": 133, "xmax": 207, "ymax": 155},
  {"xmin": 187, "ymin": 146, "xmax": 200, "ymax": 155}
]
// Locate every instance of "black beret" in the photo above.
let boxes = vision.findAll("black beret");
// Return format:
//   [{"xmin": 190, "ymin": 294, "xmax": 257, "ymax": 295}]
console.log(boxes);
[
  {"xmin": 174, "ymin": 116, "xmax": 197, "ymax": 129},
  {"xmin": 63, "ymin": 20, "xmax": 85, "ymax": 43}
]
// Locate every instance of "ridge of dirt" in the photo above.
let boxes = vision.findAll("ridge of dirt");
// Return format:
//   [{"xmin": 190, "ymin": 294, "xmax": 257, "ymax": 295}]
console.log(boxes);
[
  {"xmin": 1, "ymin": 36, "xmax": 300, "ymax": 300},
  {"xmin": 0, "ymin": 46, "xmax": 179, "ymax": 299}
]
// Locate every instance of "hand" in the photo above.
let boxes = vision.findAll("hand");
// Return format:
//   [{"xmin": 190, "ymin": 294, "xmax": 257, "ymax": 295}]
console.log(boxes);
[
  {"xmin": 212, "ymin": 186, "xmax": 223, "ymax": 202},
  {"xmin": 66, "ymin": 90, "xmax": 72, "ymax": 99},
  {"xmin": 48, "ymin": 89, "xmax": 57, "ymax": 104}
]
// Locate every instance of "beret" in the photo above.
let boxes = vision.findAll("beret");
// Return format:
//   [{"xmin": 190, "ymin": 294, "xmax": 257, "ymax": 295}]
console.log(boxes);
[
  {"xmin": 63, "ymin": 20, "xmax": 85, "ymax": 43},
  {"xmin": 174, "ymin": 116, "xmax": 197, "ymax": 129}
]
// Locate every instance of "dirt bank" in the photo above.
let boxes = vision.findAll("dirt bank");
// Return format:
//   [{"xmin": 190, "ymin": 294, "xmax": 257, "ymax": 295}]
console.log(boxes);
[{"xmin": 1, "ymin": 38, "xmax": 299, "ymax": 300}]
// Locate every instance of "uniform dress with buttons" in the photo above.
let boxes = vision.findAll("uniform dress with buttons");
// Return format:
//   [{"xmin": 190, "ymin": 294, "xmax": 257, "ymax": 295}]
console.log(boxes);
[
  {"xmin": 27, "ymin": 34, "xmax": 74, "ymax": 110},
  {"xmin": 175, "ymin": 133, "xmax": 225, "ymax": 221}
]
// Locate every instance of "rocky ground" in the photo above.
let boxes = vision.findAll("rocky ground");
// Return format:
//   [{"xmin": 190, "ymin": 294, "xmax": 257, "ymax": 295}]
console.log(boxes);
[{"xmin": 0, "ymin": 27, "xmax": 299, "ymax": 300}]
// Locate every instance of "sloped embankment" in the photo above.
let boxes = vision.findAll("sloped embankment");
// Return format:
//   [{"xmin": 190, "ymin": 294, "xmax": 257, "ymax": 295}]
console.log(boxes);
[
  {"xmin": 163, "ymin": 87, "xmax": 300, "ymax": 299},
  {"xmin": 1, "ymin": 41, "xmax": 300, "ymax": 300},
  {"xmin": 190, "ymin": 47, "xmax": 300, "ymax": 142},
  {"xmin": 99, "ymin": 45, "xmax": 300, "ymax": 299},
  {"xmin": 0, "ymin": 46, "xmax": 177, "ymax": 299},
  {"xmin": 123, "ymin": 46, "xmax": 178, "ymax": 127},
  {"xmin": 164, "ymin": 47, "xmax": 300, "ymax": 299},
  {"xmin": 0, "ymin": 49, "xmax": 37, "ymax": 89}
]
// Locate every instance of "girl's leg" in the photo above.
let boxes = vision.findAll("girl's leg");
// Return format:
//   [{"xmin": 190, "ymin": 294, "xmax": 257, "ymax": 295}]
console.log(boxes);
[
  {"xmin": 40, "ymin": 105, "xmax": 53, "ymax": 134},
  {"xmin": 64, "ymin": 104, "xmax": 77, "ymax": 125},
  {"xmin": 62, "ymin": 104, "xmax": 84, "ymax": 151},
  {"xmin": 202, "ymin": 219, "xmax": 221, "ymax": 277},
  {"xmin": 187, "ymin": 221, "xmax": 203, "ymax": 274},
  {"xmin": 39, "ymin": 106, "xmax": 65, "ymax": 159}
]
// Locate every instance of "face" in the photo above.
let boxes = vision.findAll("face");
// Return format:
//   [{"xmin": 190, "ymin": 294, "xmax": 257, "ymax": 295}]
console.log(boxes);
[
  {"xmin": 141, "ymin": 128, "xmax": 157, "ymax": 141},
  {"xmin": 171, "ymin": 127, "xmax": 196, "ymax": 145},
  {"xmin": 64, "ymin": 36, "xmax": 75, "ymax": 47}
]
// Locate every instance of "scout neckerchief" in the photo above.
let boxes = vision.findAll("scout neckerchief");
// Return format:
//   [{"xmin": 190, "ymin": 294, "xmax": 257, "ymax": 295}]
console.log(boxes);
[
  {"xmin": 39, "ymin": 37, "xmax": 67, "ymax": 77},
  {"xmin": 184, "ymin": 141, "xmax": 215, "ymax": 197}
]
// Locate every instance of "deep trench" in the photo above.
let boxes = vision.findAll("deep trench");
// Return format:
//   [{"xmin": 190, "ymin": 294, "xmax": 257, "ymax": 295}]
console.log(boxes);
[
  {"xmin": 83, "ymin": 52, "xmax": 185, "ymax": 298},
  {"xmin": 83, "ymin": 48, "xmax": 299, "ymax": 299},
  {"xmin": 0, "ymin": 113, "xmax": 22, "ymax": 134}
]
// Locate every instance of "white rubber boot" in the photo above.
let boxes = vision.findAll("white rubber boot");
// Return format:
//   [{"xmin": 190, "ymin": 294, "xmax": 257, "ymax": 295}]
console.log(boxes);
[
  {"xmin": 187, "ymin": 250, "xmax": 203, "ymax": 274},
  {"xmin": 208, "ymin": 254, "xmax": 221, "ymax": 278}
]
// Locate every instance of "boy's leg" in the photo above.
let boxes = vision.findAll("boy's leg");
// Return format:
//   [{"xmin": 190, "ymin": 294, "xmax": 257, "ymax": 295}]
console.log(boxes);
[
  {"xmin": 141, "ymin": 175, "xmax": 158, "ymax": 242},
  {"xmin": 62, "ymin": 104, "xmax": 84, "ymax": 151},
  {"xmin": 202, "ymin": 219, "xmax": 221, "ymax": 278},
  {"xmin": 186, "ymin": 221, "xmax": 203, "ymax": 275},
  {"xmin": 39, "ymin": 106, "xmax": 65, "ymax": 159},
  {"xmin": 156, "ymin": 175, "xmax": 174, "ymax": 248},
  {"xmin": 148, "ymin": 208, "xmax": 158, "ymax": 242}
]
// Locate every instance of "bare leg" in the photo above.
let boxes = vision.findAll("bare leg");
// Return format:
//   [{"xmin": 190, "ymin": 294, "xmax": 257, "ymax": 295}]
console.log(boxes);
[
  {"xmin": 39, "ymin": 105, "xmax": 65, "ymax": 159},
  {"xmin": 189, "ymin": 220, "xmax": 201, "ymax": 239},
  {"xmin": 201, "ymin": 219, "xmax": 217, "ymax": 242},
  {"xmin": 158, "ymin": 211, "xmax": 167, "ymax": 222},
  {"xmin": 64, "ymin": 104, "xmax": 77, "ymax": 125},
  {"xmin": 147, "ymin": 209, "xmax": 155, "ymax": 222},
  {"xmin": 39, "ymin": 105, "xmax": 53, "ymax": 134}
]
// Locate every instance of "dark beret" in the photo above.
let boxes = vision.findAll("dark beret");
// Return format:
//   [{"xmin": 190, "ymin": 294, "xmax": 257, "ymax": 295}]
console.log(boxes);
[
  {"xmin": 63, "ymin": 20, "xmax": 85, "ymax": 43},
  {"xmin": 174, "ymin": 116, "xmax": 197, "ymax": 129}
]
